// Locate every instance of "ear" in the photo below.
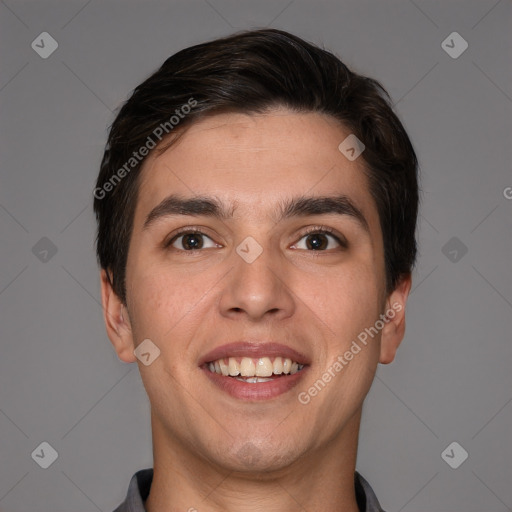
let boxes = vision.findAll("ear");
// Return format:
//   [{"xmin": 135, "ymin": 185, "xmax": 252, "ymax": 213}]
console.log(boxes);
[
  {"xmin": 379, "ymin": 273, "xmax": 412, "ymax": 364},
  {"xmin": 100, "ymin": 269, "xmax": 137, "ymax": 363}
]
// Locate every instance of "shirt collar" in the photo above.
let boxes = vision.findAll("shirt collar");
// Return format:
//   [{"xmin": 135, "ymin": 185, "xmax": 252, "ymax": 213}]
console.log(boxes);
[{"xmin": 113, "ymin": 468, "xmax": 386, "ymax": 512}]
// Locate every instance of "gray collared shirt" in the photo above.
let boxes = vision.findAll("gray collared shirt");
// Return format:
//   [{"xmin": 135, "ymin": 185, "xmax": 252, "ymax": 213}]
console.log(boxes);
[{"xmin": 113, "ymin": 468, "xmax": 386, "ymax": 512}]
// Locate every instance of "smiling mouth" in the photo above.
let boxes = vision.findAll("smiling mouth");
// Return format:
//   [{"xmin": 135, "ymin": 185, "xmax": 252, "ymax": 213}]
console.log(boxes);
[{"xmin": 206, "ymin": 356, "xmax": 305, "ymax": 383}]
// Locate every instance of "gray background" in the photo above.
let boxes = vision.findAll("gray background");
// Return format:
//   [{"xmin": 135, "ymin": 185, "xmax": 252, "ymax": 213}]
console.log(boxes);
[{"xmin": 0, "ymin": 0, "xmax": 511, "ymax": 511}]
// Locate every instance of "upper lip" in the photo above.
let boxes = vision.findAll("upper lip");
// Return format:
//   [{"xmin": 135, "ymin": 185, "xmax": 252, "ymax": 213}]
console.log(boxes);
[{"xmin": 199, "ymin": 342, "xmax": 310, "ymax": 367}]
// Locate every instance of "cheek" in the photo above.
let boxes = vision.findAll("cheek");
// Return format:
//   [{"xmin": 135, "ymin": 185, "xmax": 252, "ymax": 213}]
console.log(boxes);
[
  {"xmin": 127, "ymin": 260, "xmax": 222, "ymax": 350},
  {"xmin": 293, "ymin": 260, "xmax": 383, "ymax": 343},
  {"xmin": 126, "ymin": 265, "xmax": 186, "ymax": 341},
  {"xmin": 304, "ymin": 266, "xmax": 383, "ymax": 414}
]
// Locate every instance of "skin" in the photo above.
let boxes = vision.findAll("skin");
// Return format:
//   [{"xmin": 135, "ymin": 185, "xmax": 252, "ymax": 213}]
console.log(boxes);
[{"xmin": 101, "ymin": 109, "xmax": 411, "ymax": 512}]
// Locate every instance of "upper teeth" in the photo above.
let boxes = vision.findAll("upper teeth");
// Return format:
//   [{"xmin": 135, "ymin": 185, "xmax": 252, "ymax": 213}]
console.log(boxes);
[{"xmin": 208, "ymin": 357, "xmax": 304, "ymax": 377}]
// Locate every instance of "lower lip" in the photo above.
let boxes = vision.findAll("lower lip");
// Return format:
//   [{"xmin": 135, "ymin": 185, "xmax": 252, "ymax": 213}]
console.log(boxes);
[{"xmin": 202, "ymin": 366, "xmax": 308, "ymax": 401}]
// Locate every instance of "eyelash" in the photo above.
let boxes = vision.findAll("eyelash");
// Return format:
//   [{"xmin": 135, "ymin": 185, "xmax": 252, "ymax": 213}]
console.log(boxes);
[
  {"xmin": 164, "ymin": 226, "xmax": 347, "ymax": 251},
  {"xmin": 299, "ymin": 225, "xmax": 348, "ymax": 249},
  {"xmin": 163, "ymin": 227, "xmax": 208, "ymax": 248}
]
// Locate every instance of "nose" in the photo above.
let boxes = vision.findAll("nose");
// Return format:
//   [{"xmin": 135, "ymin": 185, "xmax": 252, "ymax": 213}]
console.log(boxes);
[{"xmin": 218, "ymin": 243, "xmax": 296, "ymax": 322}]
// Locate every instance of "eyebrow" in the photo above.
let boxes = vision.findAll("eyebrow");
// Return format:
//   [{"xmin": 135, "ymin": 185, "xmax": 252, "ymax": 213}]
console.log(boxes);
[{"xmin": 143, "ymin": 193, "xmax": 369, "ymax": 233}]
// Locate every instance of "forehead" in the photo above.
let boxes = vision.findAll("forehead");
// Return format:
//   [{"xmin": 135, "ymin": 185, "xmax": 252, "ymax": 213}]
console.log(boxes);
[{"xmin": 134, "ymin": 110, "xmax": 378, "ymax": 229}]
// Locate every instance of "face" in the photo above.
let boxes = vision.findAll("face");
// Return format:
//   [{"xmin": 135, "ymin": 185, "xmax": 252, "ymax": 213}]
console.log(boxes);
[{"xmin": 101, "ymin": 109, "xmax": 410, "ymax": 473}]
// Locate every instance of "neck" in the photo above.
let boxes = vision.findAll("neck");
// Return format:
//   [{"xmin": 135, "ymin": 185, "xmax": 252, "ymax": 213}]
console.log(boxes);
[{"xmin": 145, "ymin": 410, "xmax": 362, "ymax": 512}]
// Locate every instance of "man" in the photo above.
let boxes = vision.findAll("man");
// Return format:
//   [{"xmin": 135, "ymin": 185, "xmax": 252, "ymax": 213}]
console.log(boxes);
[{"xmin": 94, "ymin": 28, "xmax": 418, "ymax": 512}]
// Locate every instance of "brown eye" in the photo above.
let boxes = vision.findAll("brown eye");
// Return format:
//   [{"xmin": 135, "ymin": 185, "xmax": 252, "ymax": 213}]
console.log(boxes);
[
  {"xmin": 305, "ymin": 233, "xmax": 330, "ymax": 250},
  {"xmin": 170, "ymin": 232, "xmax": 217, "ymax": 251},
  {"xmin": 293, "ymin": 232, "xmax": 342, "ymax": 251}
]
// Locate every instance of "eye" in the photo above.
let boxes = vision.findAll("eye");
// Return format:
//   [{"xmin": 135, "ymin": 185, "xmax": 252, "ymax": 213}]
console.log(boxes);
[
  {"xmin": 168, "ymin": 230, "xmax": 219, "ymax": 251},
  {"xmin": 292, "ymin": 229, "xmax": 344, "ymax": 251}
]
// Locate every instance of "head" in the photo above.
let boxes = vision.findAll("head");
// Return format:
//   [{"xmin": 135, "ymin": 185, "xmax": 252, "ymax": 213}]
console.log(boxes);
[{"xmin": 94, "ymin": 29, "xmax": 418, "ymax": 473}]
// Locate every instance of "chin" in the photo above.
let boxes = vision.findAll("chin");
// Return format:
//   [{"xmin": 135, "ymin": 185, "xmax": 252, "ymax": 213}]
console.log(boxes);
[{"xmin": 206, "ymin": 438, "xmax": 306, "ymax": 476}]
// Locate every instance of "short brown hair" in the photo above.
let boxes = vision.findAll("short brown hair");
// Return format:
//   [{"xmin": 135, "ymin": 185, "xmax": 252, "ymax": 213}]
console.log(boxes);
[{"xmin": 94, "ymin": 28, "xmax": 419, "ymax": 304}]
